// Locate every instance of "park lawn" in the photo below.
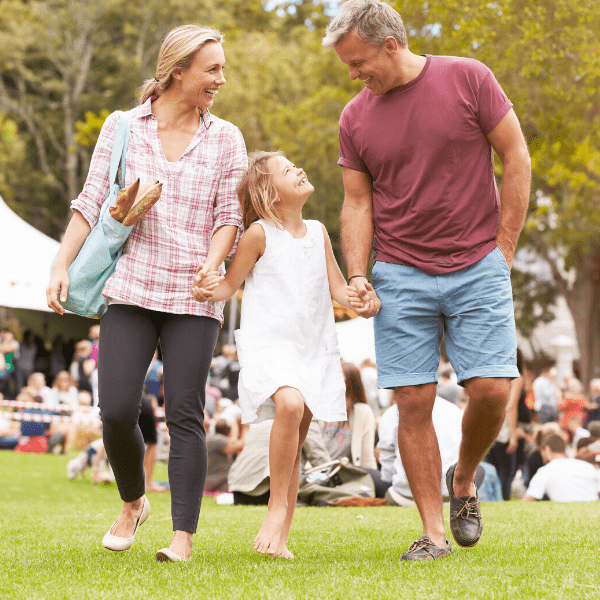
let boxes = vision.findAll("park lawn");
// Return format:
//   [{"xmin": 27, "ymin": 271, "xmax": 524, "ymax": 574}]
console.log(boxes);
[{"xmin": 0, "ymin": 452, "xmax": 598, "ymax": 600}]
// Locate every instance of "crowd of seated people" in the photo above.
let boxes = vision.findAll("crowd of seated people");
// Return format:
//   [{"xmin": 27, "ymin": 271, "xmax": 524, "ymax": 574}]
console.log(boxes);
[{"xmin": 3, "ymin": 327, "xmax": 599, "ymax": 506}]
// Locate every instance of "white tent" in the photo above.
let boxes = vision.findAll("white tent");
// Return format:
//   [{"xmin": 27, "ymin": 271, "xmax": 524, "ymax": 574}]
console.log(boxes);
[
  {"xmin": 0, "ymin": 194, "xmax": 59, "ymax": 312},
  {"xmin": 335, "ymin": 316, "xmax": 376, "ymax": 365},
  {"xmin": 0, "ymin": 195, "xmax": 93, "ymax": 340}
]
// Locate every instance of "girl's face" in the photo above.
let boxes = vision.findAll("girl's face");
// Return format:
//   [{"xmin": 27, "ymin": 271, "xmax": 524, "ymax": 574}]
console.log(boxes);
[
  {"xmin": 269, "ymin": 156, "xmax": 314, "ymax": 206},
  {"xmin": 177, "ymin": 42, "xmax": 226, "ymax": 111}
]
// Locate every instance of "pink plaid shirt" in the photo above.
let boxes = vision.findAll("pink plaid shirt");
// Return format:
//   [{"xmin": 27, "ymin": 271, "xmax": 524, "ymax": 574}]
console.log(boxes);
[{"xmin": 71, "ymin": 99, "xmax": 247, "ymax": 323}]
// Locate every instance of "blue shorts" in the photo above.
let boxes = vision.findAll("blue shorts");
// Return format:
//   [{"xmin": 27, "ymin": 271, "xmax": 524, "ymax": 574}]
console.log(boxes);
[{"xmin": 372, "ymin": 247, "xmax": 519, "ymax": 388}]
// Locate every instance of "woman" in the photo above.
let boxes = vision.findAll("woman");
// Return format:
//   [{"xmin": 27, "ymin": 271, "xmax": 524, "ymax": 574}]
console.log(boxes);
[
  {"xmin": 46, "ymin": 25, "xmax": 247, "ymax": 562},
  {"xmin": 323, "ymin": 362, "xmax": 377, "ymax": 469}
]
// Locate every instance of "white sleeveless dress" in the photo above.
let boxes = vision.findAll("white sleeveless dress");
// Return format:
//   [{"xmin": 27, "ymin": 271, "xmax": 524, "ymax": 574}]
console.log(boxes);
[{"xmin": 234, "ymin": 219, "xmax": 347, "ymax": 424}]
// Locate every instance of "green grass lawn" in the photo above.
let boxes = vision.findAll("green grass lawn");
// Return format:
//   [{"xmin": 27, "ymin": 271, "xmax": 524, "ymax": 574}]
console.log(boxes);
[{"xmin": 0, "ymin": 451, "xmax": 598, "ymax": 600}]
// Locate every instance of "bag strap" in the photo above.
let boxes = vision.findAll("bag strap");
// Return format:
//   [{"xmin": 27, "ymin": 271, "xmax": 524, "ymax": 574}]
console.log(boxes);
[{"xmin": 108, "ymin": 110, "xmax": 133, "ymax": 190}]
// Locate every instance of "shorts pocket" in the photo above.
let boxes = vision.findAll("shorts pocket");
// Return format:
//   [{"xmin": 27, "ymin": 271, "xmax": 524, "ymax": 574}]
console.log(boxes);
[{"xmin": 494, "ymin": 246, "xmax": 511, "ymax": 274}]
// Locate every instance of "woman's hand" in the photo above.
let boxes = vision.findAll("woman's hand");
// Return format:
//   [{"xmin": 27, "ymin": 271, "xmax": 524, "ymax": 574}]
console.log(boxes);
[
  {"xmin": 47, "ymin": 268, "xmax": 70, "ymax": 315},
  {"xmin": 191, "ymin": 263, "xmax": 223, "ymax": 303}
]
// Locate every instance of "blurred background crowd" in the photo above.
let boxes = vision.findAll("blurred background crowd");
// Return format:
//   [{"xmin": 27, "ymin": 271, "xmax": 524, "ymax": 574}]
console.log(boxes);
[{"xmin": 2, "ymin": 321, "xmax": 599, "ymax": 506}]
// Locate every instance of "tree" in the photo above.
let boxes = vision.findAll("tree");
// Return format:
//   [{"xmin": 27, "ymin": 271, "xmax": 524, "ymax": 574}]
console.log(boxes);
[{"xmin": 0, "ymin": 0, "xmax": 252, "ymax": 232}]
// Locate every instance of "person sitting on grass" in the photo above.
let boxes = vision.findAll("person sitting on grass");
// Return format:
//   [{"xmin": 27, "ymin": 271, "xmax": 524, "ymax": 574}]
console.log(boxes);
[
  {"xmin": 204, "ymin": 419, "xmax": 237, "ymax": 493},
  {"xmin": 26, "ymin": 373, "xmax": 53, "ymax": 404},
  {"xmin": 0, "ymin": 401, "xmax": 21, "ymax": 449},
  {"xmin": 523, "ymin": 434, "xmax": 600, "ymax": 502},
  {"xmin": 322, "ymin": 362, "xmax": 378, "ymax": 470},
  {"xmin": 49, "ymin": 371, "xmax": 79, "ymax": 408},
  {"xmin": 47, "ymin": 390, "xmax": 101, "ymax": 454}
]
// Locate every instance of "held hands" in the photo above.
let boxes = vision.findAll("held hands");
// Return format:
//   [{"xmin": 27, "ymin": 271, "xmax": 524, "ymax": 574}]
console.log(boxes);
[
  {"xmin": 191, "ymin": 263, "xmax": 223, "ymax": 303},
  {"xmin": 347, "ymin": 277, "xmax": 381, "ymax": 318}
]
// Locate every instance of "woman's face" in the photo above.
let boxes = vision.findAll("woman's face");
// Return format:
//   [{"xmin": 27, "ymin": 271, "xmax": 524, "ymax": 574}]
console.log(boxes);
[{"xmin": 178, "ymin": 42, "xmax": 226, "ymax": 111}]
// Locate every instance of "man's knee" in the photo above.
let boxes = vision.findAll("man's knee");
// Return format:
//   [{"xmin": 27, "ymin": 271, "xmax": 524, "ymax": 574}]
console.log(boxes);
[
  {"xmin": 465, "ymin": 377, "xmax": 511, "ymax": 409},
  {"xmin": 394, "ymin": 384, "xmax": 436, "ymax": 426}
]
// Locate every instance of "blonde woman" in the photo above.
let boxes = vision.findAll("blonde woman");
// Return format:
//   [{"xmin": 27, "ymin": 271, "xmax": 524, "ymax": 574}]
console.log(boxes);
[{"xmin": 46, "ymin": 25, "xmax": 247, "ymax": 562}]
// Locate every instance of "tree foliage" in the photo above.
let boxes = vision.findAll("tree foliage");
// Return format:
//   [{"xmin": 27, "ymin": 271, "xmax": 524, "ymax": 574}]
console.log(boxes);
[{"xmin": 2, "ymin": 0, "xmax": 600, "ymax": 382}]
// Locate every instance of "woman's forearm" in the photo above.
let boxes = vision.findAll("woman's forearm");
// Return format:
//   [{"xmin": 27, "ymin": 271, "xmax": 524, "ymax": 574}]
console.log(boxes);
[
  {"xmin": 203, "ymin": 225, "xmax": 238, "ymax": 271},
  {"xmin": 52, "ymin": 211, "xmax": 92, "ymax": 271}
]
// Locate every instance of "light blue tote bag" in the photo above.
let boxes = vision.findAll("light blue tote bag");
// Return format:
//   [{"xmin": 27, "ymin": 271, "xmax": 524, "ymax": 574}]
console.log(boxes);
[{"xmin": 53, "ymin": 111, "xmax": 134, "ymax": 319}]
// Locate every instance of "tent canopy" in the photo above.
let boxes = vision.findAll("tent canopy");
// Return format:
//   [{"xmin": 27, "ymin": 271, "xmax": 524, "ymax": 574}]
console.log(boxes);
[
  {"xmin": 1, "ymin": 195, "xmax": 59, "ymax": 312},
  {"xmin": 0, "ymin": 195, "xmax": 94, "ymax": 340}
]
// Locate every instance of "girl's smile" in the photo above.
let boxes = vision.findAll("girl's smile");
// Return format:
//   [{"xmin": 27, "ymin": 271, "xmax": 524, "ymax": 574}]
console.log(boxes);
[{"xmin": 269, "ymin": 156, "xmax": 314, "ymax": 204}]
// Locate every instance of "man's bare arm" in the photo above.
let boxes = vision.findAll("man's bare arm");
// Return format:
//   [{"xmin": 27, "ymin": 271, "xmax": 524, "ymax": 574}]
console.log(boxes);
[
  {"xmin": 487, "ymin": 108, "xmax": 531, "ymax": 269},
  {"xmin": 341, "ymin": 167, "xmax": 374, "ymax": 298}
]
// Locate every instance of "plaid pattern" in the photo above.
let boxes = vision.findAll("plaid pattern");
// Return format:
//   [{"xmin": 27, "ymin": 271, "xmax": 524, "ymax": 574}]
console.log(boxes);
[{"xmin": 71, "ymin": 100, "xmax": 247, "ymax": 322}]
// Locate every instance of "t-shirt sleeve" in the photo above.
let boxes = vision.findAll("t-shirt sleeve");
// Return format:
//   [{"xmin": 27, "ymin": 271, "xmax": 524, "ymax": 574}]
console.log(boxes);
[
  {"xmin": 338, "ymin": 110, "xmax": 368, "ymax": 172},
  {"xmin": 476, "ymin": 67, "xmax": 513, "ymax": 135},
  {"xmin": 525, "ymin": 467, "xmax": 548, "ymax": 500}
]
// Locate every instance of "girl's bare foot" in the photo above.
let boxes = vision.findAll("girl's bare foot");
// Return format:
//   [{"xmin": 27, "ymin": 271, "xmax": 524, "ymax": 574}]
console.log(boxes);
[
  {"xmin": 275, "ymin": 545, "xmax": 295, "ymax": 559},
  {"xmin": 253, "ymin": 506, "xmax": 287, "ymax": 556}
]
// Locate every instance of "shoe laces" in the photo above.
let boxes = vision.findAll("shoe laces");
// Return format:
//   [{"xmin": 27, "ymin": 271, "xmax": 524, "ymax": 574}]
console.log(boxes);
[
  {"xmin": 457, "ymin": 497, "xmax": 481, "ymax": 520},
  {"xmin": 407, "ymin": 537, "xmax": 437, "ymax": 557}
]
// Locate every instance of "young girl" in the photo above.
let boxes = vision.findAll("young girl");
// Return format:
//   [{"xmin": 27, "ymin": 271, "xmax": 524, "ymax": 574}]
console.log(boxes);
[{"xmin": 192, "ymin": 151, "xmax": 380, "ymax": 558}]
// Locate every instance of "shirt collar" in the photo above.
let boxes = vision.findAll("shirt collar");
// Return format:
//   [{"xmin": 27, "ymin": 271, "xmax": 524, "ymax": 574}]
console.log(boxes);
[{"xmin": 137, "ymin": 97, "xmax": 213, "ymax": 130}]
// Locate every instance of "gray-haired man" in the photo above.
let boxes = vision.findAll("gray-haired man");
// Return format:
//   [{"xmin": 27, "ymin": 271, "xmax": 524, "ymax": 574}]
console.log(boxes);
[{"xmin": 324, "ymin": 0, "xmax": 530, "ymax": 560}]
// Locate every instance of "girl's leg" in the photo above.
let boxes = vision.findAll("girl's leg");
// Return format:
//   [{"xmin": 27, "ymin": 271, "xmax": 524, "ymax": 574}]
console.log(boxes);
[
  {"xmin": 98, "ymin": 305, "xmax": 159, "ymax": 537},
  {"xmin": 274, "ymin": 404, "xmax": 314, "ymax": 559},
  {"xmin": 254, "ymin": 386, "xmax": 305, "ymax": 556},
  {"xmin": 159, "ymin": 314, "xmax": 219, "ymax": 560}
]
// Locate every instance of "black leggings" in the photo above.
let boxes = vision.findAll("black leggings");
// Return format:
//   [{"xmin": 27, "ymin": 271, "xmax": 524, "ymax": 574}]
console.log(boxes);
[{"xmin": 98, "ymin": 304, "xmax": 219, "ymax": 533}]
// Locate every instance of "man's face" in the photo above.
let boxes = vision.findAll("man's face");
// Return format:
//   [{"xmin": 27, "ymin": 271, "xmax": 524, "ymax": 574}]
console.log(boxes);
[{"xmin": 334, "ymin": 30, "xmax": 397, "ymax": 95}]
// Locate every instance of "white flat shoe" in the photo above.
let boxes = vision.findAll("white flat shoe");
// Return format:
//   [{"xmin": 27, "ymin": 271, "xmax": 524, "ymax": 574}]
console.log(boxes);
[
  {"xmin": 102, "ymin": 496, "xmax": 150, "ymax": 552},
  {"xmin": 155, "ymin": 548, "xmax": 188, "ymax": 562}
]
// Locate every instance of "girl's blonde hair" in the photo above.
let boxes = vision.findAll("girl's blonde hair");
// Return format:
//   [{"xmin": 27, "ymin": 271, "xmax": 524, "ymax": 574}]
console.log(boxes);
[
  {"xmin": 237, "ymin": 151, "xmax": 285, "ymax": 229},
  {"xmin": 138, "ymin": 24, "xmax": 223, "ymax": 105}
]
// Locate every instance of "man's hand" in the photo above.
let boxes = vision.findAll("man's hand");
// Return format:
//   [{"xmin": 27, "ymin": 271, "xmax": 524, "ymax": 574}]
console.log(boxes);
[{"xmin": 347, "ymin": 277, "xmax": 381, "ymax": 318}]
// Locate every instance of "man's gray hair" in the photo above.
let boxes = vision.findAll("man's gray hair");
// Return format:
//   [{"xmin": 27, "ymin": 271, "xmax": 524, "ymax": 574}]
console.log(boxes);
[{"xmin": 322, "ymin": 0, "xmax": 407, "ymax": 49}]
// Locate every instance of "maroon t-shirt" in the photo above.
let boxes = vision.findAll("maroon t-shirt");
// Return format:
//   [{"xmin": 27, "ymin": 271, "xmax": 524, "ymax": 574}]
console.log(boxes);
[{"xmin": 338, "ymin": 55, "xmax": 513, "ymax": 274}]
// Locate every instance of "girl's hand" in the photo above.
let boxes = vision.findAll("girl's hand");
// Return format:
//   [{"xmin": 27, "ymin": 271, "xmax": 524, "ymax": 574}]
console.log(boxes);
[
  {"xmin": 192, "ymin": 284, "xmax": 217, "ymax": 303},
  {"xmin": 347, "ymin": 283, "xmax": 381, "ymax": 319}
]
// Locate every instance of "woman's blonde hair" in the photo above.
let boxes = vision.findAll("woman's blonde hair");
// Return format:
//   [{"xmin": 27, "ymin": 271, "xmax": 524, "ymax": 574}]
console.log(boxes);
[
  {"xmin": 237, "ymin": 151, "xmax": 285, "ymax": 229},
  {"xmin": 138, "ymin": 24, "xmax": 223, "ymax": 105}
]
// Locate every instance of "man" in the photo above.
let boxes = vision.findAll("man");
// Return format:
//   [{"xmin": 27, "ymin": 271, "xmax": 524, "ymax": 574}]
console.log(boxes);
[
  {"xmin": 378, "ymin": 396, "xmax": 463, "ymax": 507},
  {"xmin": 323, "ymin": 0, "xmax": 531, "ymax": 560},
  {"xmin": 523, "ymin": 434, "xmax": 600, "ymax": 502}
]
